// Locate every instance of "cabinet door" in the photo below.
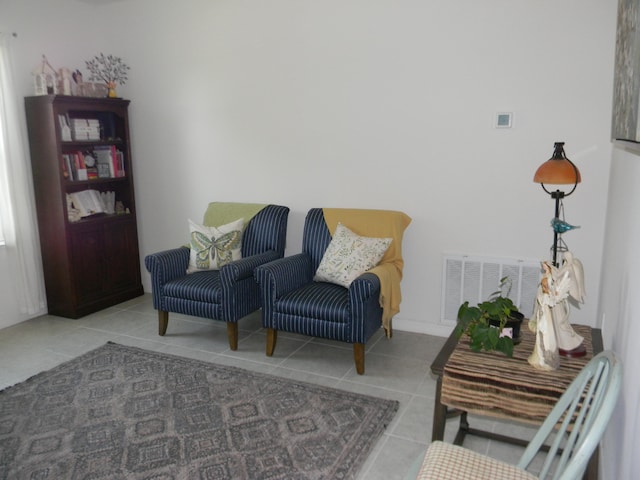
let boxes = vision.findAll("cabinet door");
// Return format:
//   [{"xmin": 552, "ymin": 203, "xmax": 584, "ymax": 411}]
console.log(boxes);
[
  {"xmin": 69, "ymin": 224, "xmax": 107, "ymax": 304},
  {"xmin": 104, "ymin": 219, "xmax": 141, "ymax": 292}
]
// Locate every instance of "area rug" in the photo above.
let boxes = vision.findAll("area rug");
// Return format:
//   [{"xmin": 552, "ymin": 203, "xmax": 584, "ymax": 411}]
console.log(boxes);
[{"xmin": 0, "ymin": 342, "xmax": 398, "ymax": 479}]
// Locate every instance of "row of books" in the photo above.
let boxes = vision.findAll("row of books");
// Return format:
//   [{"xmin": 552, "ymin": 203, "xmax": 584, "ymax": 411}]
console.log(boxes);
[
  {"xmin": 61, "ymin": 145, "xmax": 125, "ymax": 181},
  {"xmin": 58, "ymin": 115, "xmax": 102, "ymax": 141}
]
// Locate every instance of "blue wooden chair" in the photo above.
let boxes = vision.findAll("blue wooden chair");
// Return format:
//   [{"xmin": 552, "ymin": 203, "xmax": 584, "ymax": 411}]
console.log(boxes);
[
  {"xmin": 407, "ymin": 350, "xmax": 622, "ymax": 480},
  {"xmin": 144, "ymin": 204, "xmax": 289, "ymax": 350}
]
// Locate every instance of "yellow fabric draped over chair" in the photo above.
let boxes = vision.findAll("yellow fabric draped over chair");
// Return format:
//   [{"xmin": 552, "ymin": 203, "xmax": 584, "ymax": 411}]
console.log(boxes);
[{"xmin": 322, "ymin": 208, "xmax": 412, "ymax": 335}]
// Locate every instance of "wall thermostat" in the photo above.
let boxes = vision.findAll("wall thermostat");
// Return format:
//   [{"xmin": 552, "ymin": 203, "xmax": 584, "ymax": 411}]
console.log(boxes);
[{"xmin": 495, "ymin": 112, "xmax": 513, "ymax": 128}]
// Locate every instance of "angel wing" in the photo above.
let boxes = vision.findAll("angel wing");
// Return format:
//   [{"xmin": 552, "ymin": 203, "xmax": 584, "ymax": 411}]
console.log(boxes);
[
  {"xmin": 559, "ymin": 251, "xmax": 586, "ymax": 303},
  {"xmin": 552, "ymin": 270, "xmax": 572, "ymax": 303}
]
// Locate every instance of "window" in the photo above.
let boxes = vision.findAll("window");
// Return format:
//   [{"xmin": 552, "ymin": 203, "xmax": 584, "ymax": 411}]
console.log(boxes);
[
  {"xmin": 0, "ymin": 65, "xmax": 7, "ymax": 246},
  {"xmin": 0, "ymin": 31, "xmax": 47, "ymax": 314},
  {"xmin": 0, "ymin": 76, "xmax": 6, "ymax": 246}
]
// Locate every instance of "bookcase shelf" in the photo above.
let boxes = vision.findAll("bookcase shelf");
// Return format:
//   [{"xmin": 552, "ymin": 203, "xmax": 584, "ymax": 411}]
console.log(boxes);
[
  {"xmin": 25, "ymin": 95, "xmax": 143, "ymax": 318},
  {"xmin": 61, "ymin": 139, "xmax": 125, "ymax": 146},
  {"xmin": 66, "ymin": 212, "xmax": 134, "ymax": 227},
  {"xmin": 64, "ymin": 177, "xmax": 129, "ymax": 187}
]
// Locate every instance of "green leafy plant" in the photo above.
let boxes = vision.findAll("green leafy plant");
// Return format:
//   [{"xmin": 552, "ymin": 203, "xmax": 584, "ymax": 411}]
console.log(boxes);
[{"xmin": 454, "ymin": 277, "xmax": 521, "ymax": 357}]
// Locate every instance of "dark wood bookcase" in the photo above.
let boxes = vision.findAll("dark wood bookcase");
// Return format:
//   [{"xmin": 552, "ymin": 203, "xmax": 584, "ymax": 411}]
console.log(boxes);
[{"xmin": 24, "ymin": 95, "xmax": 143, "ymax": 318}]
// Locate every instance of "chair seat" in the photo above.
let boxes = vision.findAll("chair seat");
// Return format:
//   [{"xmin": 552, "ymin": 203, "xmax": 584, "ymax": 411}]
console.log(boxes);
[
  {"xmin": 276, "ymin": 282, "xmax": 349, "ymax": 323},
  {"xmin": 416, "ymin": 441, "xmax": 537, "ymax": 480},
  {"xmin": 163, "ymin": 271, "xmax": 222, "ymax": 303}
]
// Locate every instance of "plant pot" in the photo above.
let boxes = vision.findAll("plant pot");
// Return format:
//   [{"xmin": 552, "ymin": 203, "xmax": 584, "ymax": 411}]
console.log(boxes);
[{"xmin": 489, "ymin": 311, "xmax": 524, "ymax": 344}]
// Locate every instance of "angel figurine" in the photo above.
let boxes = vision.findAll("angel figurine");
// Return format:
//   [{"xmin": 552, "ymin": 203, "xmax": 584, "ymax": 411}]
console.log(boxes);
[
  {"xmin": 528, "ymin": 251, "xmax": 586, "ymax": 370},
  {"xmin": 528, "ymin": 262, "xmax": 563, "ymax": 370}
]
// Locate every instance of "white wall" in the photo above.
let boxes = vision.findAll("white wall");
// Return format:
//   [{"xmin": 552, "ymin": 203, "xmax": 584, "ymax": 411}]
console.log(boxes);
[
  {"xmin": 2, "ymin": 1, "xmax": 636, "ymax": 477},
  {"xmin": 597, "ymin": 143, "xmax": 640, "ymax": 480},
  {"xmin": 0, "ymin": 0, "xmax": 616, "ymax": 335}
]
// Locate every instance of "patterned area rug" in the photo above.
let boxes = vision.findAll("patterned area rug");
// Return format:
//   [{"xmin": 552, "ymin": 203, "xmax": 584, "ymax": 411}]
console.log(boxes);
[{"xmin": 0, "ymin": 342, "xmax": 398, "ymax": 479}]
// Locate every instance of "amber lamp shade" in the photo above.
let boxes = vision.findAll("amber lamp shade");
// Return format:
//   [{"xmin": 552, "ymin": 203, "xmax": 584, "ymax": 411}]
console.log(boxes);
[{"xmin": 533, "ymin": 142, "xmax": 581, "ymax": 191}]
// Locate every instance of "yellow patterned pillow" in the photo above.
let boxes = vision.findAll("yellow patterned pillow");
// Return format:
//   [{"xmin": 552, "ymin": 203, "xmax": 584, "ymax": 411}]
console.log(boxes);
[{"xmin": 186, "ymin": 218, "xmax": 244, "ymax": 273}]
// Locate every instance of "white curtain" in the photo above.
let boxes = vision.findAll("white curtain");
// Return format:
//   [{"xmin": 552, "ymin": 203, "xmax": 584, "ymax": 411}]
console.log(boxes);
[{"xmin": 0, "ymin": 31, "xmax": 46, "ymax": 315}]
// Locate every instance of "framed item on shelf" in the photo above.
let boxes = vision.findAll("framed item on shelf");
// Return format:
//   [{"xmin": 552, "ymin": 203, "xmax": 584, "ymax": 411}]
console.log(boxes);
[{"xmin": 97, "ymin": 163, "xmax": 111, "ymax": 178}]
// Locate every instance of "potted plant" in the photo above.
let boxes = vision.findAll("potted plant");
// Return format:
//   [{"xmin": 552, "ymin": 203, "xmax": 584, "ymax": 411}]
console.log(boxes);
[{"xmin": 454, "ymin": 277, "xmax": 524, "ymax": 357}]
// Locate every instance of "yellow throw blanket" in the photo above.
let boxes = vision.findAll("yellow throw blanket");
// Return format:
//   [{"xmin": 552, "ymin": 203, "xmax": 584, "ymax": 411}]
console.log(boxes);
[
  {"xmin": 322, "ymin": 208, "xmax": 412, "ymax": 336},
  {"xmin": 203, "ymin": 202, "xmax": 268, "ymax": 228}
]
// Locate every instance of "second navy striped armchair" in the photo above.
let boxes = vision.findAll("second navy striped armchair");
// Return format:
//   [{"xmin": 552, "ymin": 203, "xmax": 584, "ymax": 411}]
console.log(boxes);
[{"xmin": 254, "ymin": 208, "xmax": 409, "ymax": 374}]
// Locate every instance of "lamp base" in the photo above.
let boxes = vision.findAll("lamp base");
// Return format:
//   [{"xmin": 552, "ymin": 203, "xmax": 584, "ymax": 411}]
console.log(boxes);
[{"xmin": 559, "ymin": 344, "xmax": 587, "ymax": 358}]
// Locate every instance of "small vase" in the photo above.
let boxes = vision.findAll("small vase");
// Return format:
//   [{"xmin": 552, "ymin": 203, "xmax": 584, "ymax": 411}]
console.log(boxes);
[{"xmin": 107, "ymin": 82, "xmax": 117, "ymax": 98}]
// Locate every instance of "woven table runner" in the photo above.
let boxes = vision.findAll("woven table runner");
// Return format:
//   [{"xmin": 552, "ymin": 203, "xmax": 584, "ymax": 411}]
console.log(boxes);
[{"xmin": 441, "ymin": 322, "xmax": 593, "ymax": 425}]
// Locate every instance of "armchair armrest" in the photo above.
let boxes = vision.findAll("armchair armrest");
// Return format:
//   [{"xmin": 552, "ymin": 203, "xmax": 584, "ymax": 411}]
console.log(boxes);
[
  {"xmin": 145, "ymin": 247, "xmax": 190, "ymax": 284},
  {"xmin": 255, "ymin": 253, "xmax": 314, "ymax": 298},
  {"xmin": 220, "ymin": 250, "xmax": 281, "ymax": 285},
  {"xmin": 349, "ymin": 272, "xmax": 383, "ymax": 342},
  {"xmin": 349, "ymin": 272, "xmax": 381, "ymax": 303},
  {"xmin": 144, "ymin": 247, "xmax": 190, "ymax": 309}
]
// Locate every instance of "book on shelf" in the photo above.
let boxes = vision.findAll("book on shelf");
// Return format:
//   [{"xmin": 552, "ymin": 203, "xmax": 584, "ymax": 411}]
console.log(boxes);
[
  {"xmin": 62, "ymin": 153, "xmax": 81, "ymax": 180},
  {"xmin": 58, "ymin": 114, "xmax": 72, "ymax": 141},
  {"xmin": 93, "ymin": 145, "xmax": 124, "ymax": 178},
  {"xmin": 70, "ymin": 118, "xmax": 101, "ymax": 141},
  {"xmin": 100, "ymin": 191, "xmax": 116, "ymax": 214},
  {"xmin": 68, "ymin": 189, "xmax": 106, "ymax": 218},
  {"xmin": 97, "ymin": 163, "xmax": 111, "ymax": 178},
  {"xmin": 62, "ymin": 155, "xmax": 73, "ymax": 180},
  {"xmin": 116, "ymin": 150, "xmax": 125, "ymax": 177},
  {"xmin": 62, "ymin": 151, "xmax": 92, "ymax": 181}
]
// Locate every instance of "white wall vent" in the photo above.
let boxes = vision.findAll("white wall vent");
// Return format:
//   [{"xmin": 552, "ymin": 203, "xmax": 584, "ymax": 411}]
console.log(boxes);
[{"xmin": 441, "ymin": 254, "xmax": 542, "ymax": 325}]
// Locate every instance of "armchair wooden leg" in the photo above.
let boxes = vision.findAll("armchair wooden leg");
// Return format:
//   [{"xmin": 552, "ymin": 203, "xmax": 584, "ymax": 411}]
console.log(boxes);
[
  {"xmin": 227, "ymin": 322, "xmax": 238, "ymax": 351},
  {"xmin": 266, "ymin": 328, "xmax": 277, "ymax": 356},
  {"xmin": 158, "ymin": 311, "xmax": 169, "ymax": 336},
  {"xmin": 354, "ymin": 343, "xmax": 365, "ymax": 375}
]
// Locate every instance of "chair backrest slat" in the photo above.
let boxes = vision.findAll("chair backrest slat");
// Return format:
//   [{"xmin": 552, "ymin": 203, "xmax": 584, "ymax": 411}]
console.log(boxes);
[
  {"xmin": 516, "ymin": 350, "xmax": 621, "ymax": 480},
  {"xmin": 554, "ymin": 361, "xmax": 608, "ymax": 477}
]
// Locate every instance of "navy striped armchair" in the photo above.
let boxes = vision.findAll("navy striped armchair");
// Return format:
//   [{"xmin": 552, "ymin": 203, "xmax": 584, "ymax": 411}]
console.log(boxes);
[
  {"xmin": 255, "ymin": 208, "xmax": 406, "ymax": 374},
  {"xmin": 145, "ymin": 204, "xmax": 289, "ymax": 350}
]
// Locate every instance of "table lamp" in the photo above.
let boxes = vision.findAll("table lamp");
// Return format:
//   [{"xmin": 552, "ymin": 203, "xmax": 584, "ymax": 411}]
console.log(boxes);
[{"xmin": 533, "ymin": 142, "xmax": 581, "ymax": 266}]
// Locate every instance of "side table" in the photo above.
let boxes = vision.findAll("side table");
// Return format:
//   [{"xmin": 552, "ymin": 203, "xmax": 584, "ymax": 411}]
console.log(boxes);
[{"xmin": 431, "ymin": 321, "xmax": 603, "ymax": 479}]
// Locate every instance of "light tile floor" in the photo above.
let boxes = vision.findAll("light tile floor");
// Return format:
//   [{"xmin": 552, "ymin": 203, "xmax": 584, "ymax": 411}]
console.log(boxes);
[{"xmin": 0, "ymin": 294, "xmax": 533, "ymax": 479}]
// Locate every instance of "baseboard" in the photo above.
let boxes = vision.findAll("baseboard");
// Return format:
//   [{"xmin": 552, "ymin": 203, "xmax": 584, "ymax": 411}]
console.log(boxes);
[{"xmin": 393, "ymin": 316, "xmax": 452, "ymax": 338}]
